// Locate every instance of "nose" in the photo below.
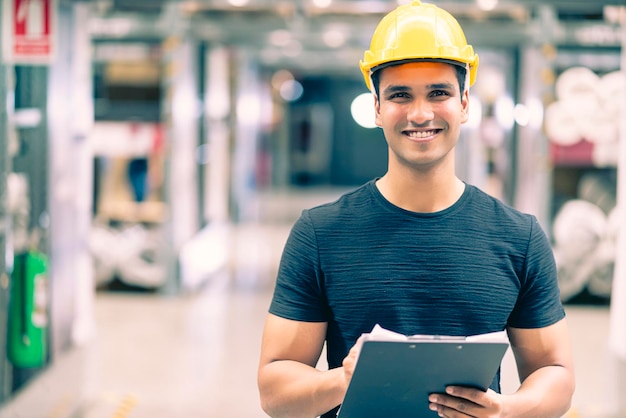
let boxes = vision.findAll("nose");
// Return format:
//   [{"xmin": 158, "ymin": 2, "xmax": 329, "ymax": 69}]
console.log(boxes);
[{"xmin": 407, "ymin": 98, "xmax": 434, "ymax": 125}]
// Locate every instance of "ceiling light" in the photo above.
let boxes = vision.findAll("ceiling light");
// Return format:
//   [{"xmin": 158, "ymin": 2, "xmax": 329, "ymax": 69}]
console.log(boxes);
[
  {"xmin": 351, "ymin": 93, "xmax": 377, "ymax": 129},
  {"xmin": 312, "ymin": 0, "xmax": 333, "ymax": 8},
  {"xmin": 280, "ymin": 80, "xmax": 304, "ymax": 102},
  {"xmin": 514, "ymin": 104, "xmax": 531, "ymax": 127},
  {"xmin": 237, "ymin": 94, "xmax": 261, "ymax": 125},
  {"xmin": 228, "ymin": 0, "xmax": 250, "ymax": 7},
  {"xmin": 271, "ymin": 70, "xmax": 295, "ymax": 91},
  {"xmin": 476, "ymin": 0, "xmax": 498, "ymax": 12},
  {"xmin": 494, "ymin": 96, "xmax": 515, "ymax": 130}
]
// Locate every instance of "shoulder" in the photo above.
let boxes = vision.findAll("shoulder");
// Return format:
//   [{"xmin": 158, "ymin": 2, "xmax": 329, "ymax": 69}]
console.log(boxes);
[
  {"xmin": 287, "ymin": 180, "xmax": 378, "ymax": 237},
  {"xmin": 465, "ymin": 185, "xmax": 537, "ymax": 227},
  {"xmin": 304, "ymin": 181, "xmax": 378, "ymax": 222},
  {"xmin": 461, "ymin": 185, "xmax": 549, "ymax": 247}
]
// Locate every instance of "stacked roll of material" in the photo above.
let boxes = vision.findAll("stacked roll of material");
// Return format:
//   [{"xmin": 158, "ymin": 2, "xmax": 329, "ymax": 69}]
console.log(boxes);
[
  {"xmin": 553, "ymin": 198, "xmax": 620, "ymax": 301},
  {"xmin": 545, "ymin": 67, "xmax": 624, "ymax": 167},
  {"xmin": 90, "ymin": 223, "xmax": 167, "ymax": 289}
]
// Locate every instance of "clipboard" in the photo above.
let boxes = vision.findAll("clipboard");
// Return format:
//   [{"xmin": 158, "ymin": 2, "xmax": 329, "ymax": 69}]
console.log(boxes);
[{"xmin": 337, "ymin": 336, "xmax": 509, "ymax": 417}]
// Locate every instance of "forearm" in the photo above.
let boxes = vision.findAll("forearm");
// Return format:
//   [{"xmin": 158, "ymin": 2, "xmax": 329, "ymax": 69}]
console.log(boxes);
[
  {"xmin": 258, "ymin": 361, "xmax": 347, "ymax": 418},
  {"xmin": 504, "ymin": 365, "xmax": 575, "ymax": 418}
]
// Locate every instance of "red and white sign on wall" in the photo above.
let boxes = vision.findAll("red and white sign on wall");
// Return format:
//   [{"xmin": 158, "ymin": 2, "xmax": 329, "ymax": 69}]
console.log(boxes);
[{"xmin": 2, "ymin": 0, "xmax": 56, "ymax": 64}]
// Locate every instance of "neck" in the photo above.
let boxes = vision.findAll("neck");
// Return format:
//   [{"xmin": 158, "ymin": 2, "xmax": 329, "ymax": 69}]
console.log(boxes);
[{"xmin": 376, "ymin": 170, "xmax": 465, "ymax": 213}]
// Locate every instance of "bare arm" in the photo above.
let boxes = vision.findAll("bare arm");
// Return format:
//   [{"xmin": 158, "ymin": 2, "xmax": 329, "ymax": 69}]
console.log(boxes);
[
  {"xmin": 429, "ymin": 318, "xmax": 575, "ymax": 417},
  {"xmin": 504, "ymin": 318, "xmax": 576, "ymax": 417},
  {"xmin": 258, "ymin": 314, "xmax": 349, "ymax": 418}
]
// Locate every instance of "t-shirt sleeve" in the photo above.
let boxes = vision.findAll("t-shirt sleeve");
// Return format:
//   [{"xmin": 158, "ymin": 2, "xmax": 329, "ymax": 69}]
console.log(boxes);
[
  {"xmin": 269, "ymin": 210, "xmax": 329, "ymax": 322},
  {"xmin": 507, "ymin": 216, "xmax": 566, "ymax": 328}
]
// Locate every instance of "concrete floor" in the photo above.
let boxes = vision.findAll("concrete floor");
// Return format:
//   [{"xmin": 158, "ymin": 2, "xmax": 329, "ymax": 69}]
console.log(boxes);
[{"xmin": 1, "ymin": 219, "xmax": 625, "ymax": 418}]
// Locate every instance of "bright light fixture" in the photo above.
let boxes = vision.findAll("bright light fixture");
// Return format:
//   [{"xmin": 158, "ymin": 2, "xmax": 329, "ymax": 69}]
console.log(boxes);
[
  {"xmin": 312, "ymin": 0, "xmax": 332, "ymax": 8},
  {"xmin": 228, "ymin": 0, "xmax": 249, "ymax": 6},
  {"xmin": 271, "ymin": 70, "xmax": 294, "ymax": 91},
  {"xmin": 476, "ymin": 0, "xmax": 498, "ymax": 11},
  {"xmin": 494, "ymin": 96, "xmax": 515, "ymax": 129},
  {"xmin": 514, "ymin": 104, "xmax": 530, "ymax": 127},
  {"xmin": 280, "ymin": 80, "xmax": 304, "ymax": 102},
  {"xmin": 351, "ymin": 93, "xmax": 377, "ymax": 129}
]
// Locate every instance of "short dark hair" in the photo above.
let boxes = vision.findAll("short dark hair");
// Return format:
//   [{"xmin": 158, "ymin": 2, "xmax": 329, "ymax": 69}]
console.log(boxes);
[{"xmin": 370, "ymin": 62, "xmax": 467, "ymax": 100}]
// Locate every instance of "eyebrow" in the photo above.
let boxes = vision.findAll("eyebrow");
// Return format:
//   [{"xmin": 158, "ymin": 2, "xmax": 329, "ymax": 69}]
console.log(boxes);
[
  {"xmin": 428, "ymin": 82, "xmax": 456, "ymax": 90},
  {"xmin": 382, "ymin": 82, "xmax": 456, "ymax": 96},
  {"xmin": 382, "ymin": 85, "xmax": 410, "ymax": 95}
]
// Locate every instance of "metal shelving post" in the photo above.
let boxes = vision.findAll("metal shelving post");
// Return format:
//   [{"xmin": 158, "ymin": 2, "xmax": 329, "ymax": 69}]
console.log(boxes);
[
  {"xmin": 608, "ymin": 8, "xmax": 626, "ymax": 412},
  {"xmin": 0, "ymin": 3, "xmax": 11, "ymax": 401}
]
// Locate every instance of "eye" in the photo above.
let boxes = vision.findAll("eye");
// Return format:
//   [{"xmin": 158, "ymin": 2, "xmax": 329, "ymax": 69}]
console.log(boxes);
[
  {"xmin": 430, "ymin": 90, "xmax": 451, "ymax": 98},
  {"xmin": 387, "ymin": 91, "xmax": 410, "ymax": 100}
]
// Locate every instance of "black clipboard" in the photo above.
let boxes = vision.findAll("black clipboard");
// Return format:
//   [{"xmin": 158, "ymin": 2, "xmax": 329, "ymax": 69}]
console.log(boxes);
[{"xmin": 337, "ymin": 337, "xmax": 509, "ymax": 417}]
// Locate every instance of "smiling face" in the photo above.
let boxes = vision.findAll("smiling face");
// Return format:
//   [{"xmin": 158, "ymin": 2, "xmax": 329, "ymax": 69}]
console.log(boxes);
[{"xmin": 374, "ymin": 61, "xmax": 469, "ymax": 175}]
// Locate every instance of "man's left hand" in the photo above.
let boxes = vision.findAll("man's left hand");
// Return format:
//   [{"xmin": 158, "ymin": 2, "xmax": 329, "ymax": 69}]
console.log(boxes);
[{"xmin": 428, "ymin": 386, "xmax": 505, "ymax": 418}]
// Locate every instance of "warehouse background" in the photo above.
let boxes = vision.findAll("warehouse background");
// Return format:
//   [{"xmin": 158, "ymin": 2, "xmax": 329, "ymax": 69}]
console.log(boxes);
[{"xmin": 0, "ymin": 0, "xmax": 624, "ymax": 417}]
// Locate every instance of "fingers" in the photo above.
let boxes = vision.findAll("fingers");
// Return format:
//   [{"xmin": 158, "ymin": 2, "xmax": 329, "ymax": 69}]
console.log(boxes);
[
  {"xmin": 429, "ymin": 393, "xmax": 478, "ymax": 417},
  {"xmin": 341, "ymin": 337, "xmax": 365, "ymax": 383},
  {"xmin": 428, "ymin": 387, "xmax": 497, "ymax": 417}
]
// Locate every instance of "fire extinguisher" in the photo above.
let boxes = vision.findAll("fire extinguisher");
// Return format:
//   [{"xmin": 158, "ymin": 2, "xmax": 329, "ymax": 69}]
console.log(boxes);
[{"xmin": 7, "ymin": 251, "xmax": 49, "ymax": 368}]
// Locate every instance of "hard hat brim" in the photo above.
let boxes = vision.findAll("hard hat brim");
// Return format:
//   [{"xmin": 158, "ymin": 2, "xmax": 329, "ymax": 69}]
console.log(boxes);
[{"xmin": 363, "ymin": 57, "xmax": 477, "ymax": 92}]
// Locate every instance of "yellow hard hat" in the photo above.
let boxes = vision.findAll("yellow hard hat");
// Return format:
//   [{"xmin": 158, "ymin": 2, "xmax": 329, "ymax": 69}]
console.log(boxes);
[{"xmin": 360, "ymin": 0, "xmax": 479, "ymax": 91}]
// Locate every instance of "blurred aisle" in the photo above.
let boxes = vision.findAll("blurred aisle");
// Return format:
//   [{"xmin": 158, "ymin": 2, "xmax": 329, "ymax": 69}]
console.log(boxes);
[
  {"xmin": 77, "ymin": 223, "xmax": 289, "ymax": 418},
  {"xmin": 81, "ymin": 283, "xmax": 273, "ymax": 417}
]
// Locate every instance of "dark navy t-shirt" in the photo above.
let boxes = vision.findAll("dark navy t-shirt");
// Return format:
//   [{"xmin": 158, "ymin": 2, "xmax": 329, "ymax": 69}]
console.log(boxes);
[{"xmin": 269, "ymin": 180, "xmax": 565, "ymax": 417}]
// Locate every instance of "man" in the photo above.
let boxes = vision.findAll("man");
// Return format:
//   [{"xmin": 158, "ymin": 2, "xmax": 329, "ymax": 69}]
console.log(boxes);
[{"xmin": 258, "ymin": 1, "xmax": 575, "ymax": 417}]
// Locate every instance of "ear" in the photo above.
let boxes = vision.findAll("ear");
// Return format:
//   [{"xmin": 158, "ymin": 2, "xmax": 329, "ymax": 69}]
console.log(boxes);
[
  {"xmin": 374, "ymin": 93, "xmax": 382, "ymax": 127},
  {"xmin": 460, "ymin": 90, "xmax": 470, "ymax": 123}
]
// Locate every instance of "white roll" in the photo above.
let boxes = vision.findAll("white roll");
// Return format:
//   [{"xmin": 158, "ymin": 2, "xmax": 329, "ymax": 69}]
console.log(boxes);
[
  {"xmin": 555, "ymin": 66, "xmax": 599, "ymax": 100},
  {"xmin": 554, "ymin": 246, "xmax": 589, "ymax": 301},
  {"xmin": 544, "ymin": 101, "xmax": 581, "ymax": 146},
  {"xmin": 89, "ymin": 225, "xmax": 120, "ymax": 286},
  {"xmin": 592, "ymin": 141, "xmax": 619, "ymax": 168},
  {"xmin": 553, "ymin": 199, "xmax": 607, "ymax": 257},
  {"xmin": 596, "ymin": 71, "xmax": 625, "ymax": 128},
  {"xmin": 607, "ymin": 206, "xmax": 621, "ymax": 242},
  {"xmin": 586, "ymin": 240, "xmax": 615, "ymax": 298},
  {"xmin": 560, "ymin": 92, "xmax": 600, "ymax": 117},
  {"xmin": 597, "ymin": 70, "xmax": 626, "ymax": 102},
  {"xmin": 579, "ymin": 110, "xmax": 618, "ymax": 145},
  {"xmin": 116, "ymin": 224, "xmax": 167, "ymax": 288},
  {"xmin": 577, "ymin": 172, "xmax": 617, "ymax": 213}
]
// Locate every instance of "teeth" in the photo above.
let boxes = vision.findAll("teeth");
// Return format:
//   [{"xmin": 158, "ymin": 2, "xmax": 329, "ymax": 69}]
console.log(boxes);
[{"xmin": 407, "ymin": 130, "xmax": 436, "ymax": 138}]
